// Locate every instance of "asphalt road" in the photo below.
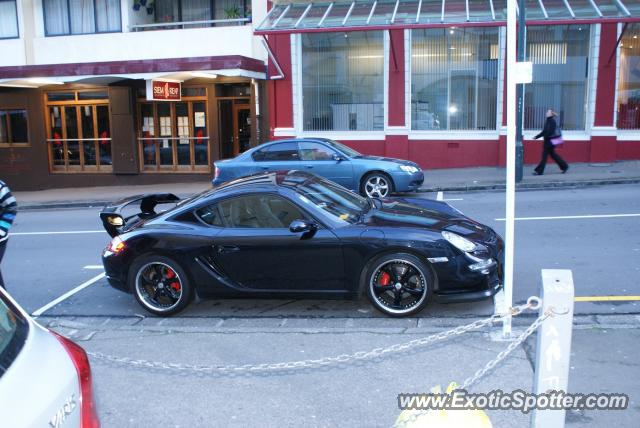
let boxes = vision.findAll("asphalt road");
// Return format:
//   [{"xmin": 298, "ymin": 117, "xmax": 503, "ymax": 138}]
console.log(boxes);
[
  {"xmin": 3, "ymin": 183, "xmax": 639, "ymax": 318},
  {"xmin": 4, "ymin": 184, "xmax": 640, "ymax": 428}
]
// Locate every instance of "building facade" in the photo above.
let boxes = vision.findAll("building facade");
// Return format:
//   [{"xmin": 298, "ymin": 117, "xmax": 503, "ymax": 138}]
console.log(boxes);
[
  {"xmin": 0, "ymin": 0, "xmax": 269, "ymax": 190},
  {"xmin": 258, "ymin": 0, "xmax": 640, "ymax": 169}
]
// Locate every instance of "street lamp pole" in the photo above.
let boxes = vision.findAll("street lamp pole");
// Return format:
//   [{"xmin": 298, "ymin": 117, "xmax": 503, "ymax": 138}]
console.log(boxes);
[{"xmin": 515, "ymin": 0, "xmax": 525, "ymax": 182}]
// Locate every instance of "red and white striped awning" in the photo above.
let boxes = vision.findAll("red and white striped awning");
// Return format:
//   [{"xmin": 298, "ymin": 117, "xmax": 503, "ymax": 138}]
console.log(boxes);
[{"xmin": 256, "ymin": 0, "xmax": 639, "ymax": 33}]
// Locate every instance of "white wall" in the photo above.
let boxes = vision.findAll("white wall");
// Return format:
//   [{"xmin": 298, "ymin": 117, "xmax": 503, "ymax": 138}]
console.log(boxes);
[
  {"xmin": 0, "ymin": 39, "xmax": 26, "ymax": 66},
  {"xmin": 32, "ymin": 25, "xmax": 259, "ymax": 64}
]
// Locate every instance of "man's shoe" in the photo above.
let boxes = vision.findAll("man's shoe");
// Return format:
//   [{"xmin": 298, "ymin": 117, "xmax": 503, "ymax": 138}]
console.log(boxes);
[
  {"xmin": 532, "ymin": 171, "xmax": 543, "ymax": 176},
  {"xmin": 562, "ymin": 166, "xmax": 569, "ymax": 174}
]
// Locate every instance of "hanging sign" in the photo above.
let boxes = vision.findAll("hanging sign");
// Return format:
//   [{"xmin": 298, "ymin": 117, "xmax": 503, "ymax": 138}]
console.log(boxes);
[{"xmin": 146, "ymin": 80, "xmax": 181, "ymax": 101}]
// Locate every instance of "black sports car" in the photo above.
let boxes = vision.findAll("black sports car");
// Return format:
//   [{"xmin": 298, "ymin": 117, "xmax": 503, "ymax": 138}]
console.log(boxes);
[{"xmin": 100, "ymin": 171, "xmax": 503, "ymax": 317}]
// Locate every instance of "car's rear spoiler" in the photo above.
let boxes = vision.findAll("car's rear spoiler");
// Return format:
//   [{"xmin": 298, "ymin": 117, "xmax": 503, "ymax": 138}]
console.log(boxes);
[{"xmin": 100, "ymin": 193, "xmax": 180, "ymax": 237}]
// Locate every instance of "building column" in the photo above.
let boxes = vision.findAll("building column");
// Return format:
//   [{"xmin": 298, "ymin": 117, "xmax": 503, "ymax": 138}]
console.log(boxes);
[
  {"xmin": 385, "ymin": 29, "xmax": 409, "ymax": 160},
  {"xmin": 267, "ymin": 34, "xmax": 293, "ymax": 139},
  {"xmin": 591, "ymin": 23, "xmax": 618, "ymax": 163}
]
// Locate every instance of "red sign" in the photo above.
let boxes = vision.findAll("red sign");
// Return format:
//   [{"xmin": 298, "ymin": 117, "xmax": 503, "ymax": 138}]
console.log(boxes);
[{"xmin": 146, "ymin": 80, "xmax": 181, "ymax": 101}]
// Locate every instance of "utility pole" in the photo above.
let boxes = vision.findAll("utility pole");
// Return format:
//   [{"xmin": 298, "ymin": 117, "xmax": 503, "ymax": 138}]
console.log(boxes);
[{"xmin": 515, "ymin": 0, "xmax": 526, "ymax": 182}]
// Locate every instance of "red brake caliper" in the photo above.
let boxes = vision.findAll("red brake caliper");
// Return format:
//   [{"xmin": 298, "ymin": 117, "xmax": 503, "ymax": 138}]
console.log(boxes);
[
  {"xmin": 165, "ymin": 269, "xmax": 181, "ymax": 291},
  {"xmin": 379, "ymin": 271, "xmax": 391, "ymax": 287}
]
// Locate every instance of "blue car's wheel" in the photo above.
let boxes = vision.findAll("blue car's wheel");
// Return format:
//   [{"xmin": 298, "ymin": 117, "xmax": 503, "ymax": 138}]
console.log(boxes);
[{"xmin": 361, "ymin": 172, "xmax": 394, "ymax": 198}]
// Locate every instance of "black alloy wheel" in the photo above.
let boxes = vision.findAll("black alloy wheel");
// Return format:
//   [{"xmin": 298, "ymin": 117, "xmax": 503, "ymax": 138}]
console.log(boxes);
[
  {"xmin": 366, "ymin": 254, "xmax": 432, "ymax": 316},
  {"xmin": 130, "ymin": 255, "xmax": 193, "ymax": 316}
]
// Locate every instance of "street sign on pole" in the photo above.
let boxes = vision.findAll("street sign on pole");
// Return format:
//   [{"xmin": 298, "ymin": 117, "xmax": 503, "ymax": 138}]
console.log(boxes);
[{"xmin": 503, "ymin": 0, "xmax": 517, "ymax": 338}]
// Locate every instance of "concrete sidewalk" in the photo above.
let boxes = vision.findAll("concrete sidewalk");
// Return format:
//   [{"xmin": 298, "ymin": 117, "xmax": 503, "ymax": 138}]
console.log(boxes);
[{"xmin": 13, "ymin": 160, "xmax": 640, "ymax": 210}]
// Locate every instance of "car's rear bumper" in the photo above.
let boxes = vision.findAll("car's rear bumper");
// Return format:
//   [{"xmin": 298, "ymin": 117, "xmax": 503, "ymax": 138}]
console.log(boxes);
[{"xmin": 391, "ymin": 171, "xmax": 425, "ymax": 192}]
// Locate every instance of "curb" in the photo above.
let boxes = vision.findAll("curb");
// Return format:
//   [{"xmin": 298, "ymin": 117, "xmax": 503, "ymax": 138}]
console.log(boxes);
[{"xmin": 16, "ymin": 177, "xmax": 640, "ymax": 211}]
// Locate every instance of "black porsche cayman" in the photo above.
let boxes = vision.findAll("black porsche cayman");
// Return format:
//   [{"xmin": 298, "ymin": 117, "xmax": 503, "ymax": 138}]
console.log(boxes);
[{"xmin": 100, "ymin": 171, "xmax": 503, "ymax": 317}]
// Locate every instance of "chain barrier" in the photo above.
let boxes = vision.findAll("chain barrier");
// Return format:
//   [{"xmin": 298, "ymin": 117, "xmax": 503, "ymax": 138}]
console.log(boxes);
[
  {"xmin": 394, "ymin": 297, "xmax": 562, "ymax": 428},
  {"xmin": 87, "ymin": 297, "xmax": 543, "ymax": 378}
]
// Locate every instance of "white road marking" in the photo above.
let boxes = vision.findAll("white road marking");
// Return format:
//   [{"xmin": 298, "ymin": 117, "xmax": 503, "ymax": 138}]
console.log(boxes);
[
  {"xmin": 83, "ymin": 265, "xmax": 104, "ymax": 269},
  {"xmin": 11, "ymin": 230, "xmax": 104, "ymax": 236},
  {"xmin": 32, "ymin": 272, "xmax": 105, "ymax": 317},
  {"xmin": 495, "ymin": 213, "xmax": 640, "ymax": 221},
  {"xmin": 436, "ymin": 191, "xmax": 444, "ymax": 201}
]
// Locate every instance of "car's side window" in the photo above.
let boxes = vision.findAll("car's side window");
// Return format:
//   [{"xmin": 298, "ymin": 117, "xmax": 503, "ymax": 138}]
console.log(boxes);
[
  {"xmin": 299, "ymin": 142, "xmax": 338, "ymax": 161},
  {"xmin": 195, "ymin": 204, "xmax": 224, "ymax": 227},
  {"xmin": 218, "ymin": 194, "xmax": 305, "ymax": 228},
  {"xmin": 253, "ymin": 142, "xmax": 299, "ymax": 162}
]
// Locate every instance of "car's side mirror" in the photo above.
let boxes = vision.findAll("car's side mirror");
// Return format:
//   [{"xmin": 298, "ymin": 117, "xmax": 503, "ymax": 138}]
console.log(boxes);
[
  {"xmin": 333, "ymin": 154, "xmax": 344, "ymax": 162},
  {"xmin": 289, "ymin": 219, "xmax": 318, "ymax": 235}
]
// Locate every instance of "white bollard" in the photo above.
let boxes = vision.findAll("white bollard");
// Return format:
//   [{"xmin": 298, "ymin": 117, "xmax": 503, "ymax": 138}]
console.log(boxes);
[{"xmin": 531, "ymin": 269, "xmax": 574, "ymax": 428}]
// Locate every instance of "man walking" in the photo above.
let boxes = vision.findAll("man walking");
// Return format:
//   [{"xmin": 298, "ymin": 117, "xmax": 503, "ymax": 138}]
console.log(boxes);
[{"xmin": 0, "ymin": 180, "xmax": 17, "ymax": 289}]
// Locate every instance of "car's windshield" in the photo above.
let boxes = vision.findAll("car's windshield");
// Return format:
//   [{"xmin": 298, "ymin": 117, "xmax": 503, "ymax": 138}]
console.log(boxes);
[
  {"xmin": 324, "ymin": 140, "xmax": 361, "ymax": 158},
  {"xmin": 291, "ymin": 177, "xmax": 369, "ymax": 225}
]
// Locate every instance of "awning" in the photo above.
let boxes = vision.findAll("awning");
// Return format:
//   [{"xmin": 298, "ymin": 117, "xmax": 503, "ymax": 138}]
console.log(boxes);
[
  {"xmin": 256, "ymin": 0, "xmax": 640, "ymax": 33},
  {"xmin": 0, "ymin": 55, "xmax": 267, "ymax": 87}
]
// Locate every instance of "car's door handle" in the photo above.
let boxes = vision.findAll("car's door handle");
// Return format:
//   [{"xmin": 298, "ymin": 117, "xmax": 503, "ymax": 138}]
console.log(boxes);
[
  {"xmin": 260, "ymin": 166, "xmax": 269, "ymax": 170},
  {"xmin": 217, "ymin": 245, "xmax": 240, "ymax": 253},
  {"xmin": 304, "ymin": 165, "xmax": 314, "ymax": 169}
]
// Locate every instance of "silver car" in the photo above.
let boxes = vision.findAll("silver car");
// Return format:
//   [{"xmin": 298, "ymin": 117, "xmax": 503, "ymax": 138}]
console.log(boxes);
[{"xmin": 0, "ymin": 288, "xmax": 99, "ymax": 428}]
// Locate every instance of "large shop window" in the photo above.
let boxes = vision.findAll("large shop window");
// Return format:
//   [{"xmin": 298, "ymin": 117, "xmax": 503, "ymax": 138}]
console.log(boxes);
[
  {"xmin": 525, "ymin": 25, "xmax": 590, "ymax": 131},
  {"xmin": 0, "ymin": 0, "xmax": 18, "ymax": 38},
  {"xmin": 301, "ymin": 31, "xmax": 384, "ymax": 132},
  {"xmin": 46, "ymin": 90, "xmax": 112, "ymax": 172},
  {"xmin": 43, "ymin": 0, "xmax": 121, "ymax": 36},
  {"xmin": 617, "ymin": 24, "xmax": 640, "ymax": 130},
  {"xmin": 0, "ymin": 109, "xmax": 28, "ymax": 146},
  {"xmin": 138, "ymin": 89, "xmax": 209, "ymax": 172},
  {"xmin": 411, "ymin": 27, "xmax": 499, "ymax": 131}
]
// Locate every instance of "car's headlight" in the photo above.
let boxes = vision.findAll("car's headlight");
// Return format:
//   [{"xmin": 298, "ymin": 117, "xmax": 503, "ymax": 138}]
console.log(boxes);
[
  {"xmin": 400, "ymin": 165, "xmax": 419, "ymax": 173},
  {"xmin": 441, "ymin": 230, "xmax": 476, "ymax": 252}
]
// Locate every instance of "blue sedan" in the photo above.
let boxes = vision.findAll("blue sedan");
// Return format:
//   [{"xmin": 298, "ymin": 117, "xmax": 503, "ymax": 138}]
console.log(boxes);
[{"xmin": 212, "ymin": 138, "xmax": 424, "ymax": 198}]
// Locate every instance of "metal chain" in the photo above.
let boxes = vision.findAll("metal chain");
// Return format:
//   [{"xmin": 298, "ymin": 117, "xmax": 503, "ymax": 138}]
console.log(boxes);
[
  {"xmin": 393, "ymin": 307, "xmax": 553, "ymax": 428},
  {"xmin": 87, "ymin": 300, "xmax": 538, "ymax": 376}
]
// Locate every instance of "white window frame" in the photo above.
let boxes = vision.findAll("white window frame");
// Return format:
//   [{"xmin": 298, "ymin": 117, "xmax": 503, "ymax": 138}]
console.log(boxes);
[
  {"xmin": 291, "ymin": 30, "xmax": 388, "ymax": 140},
  {"xmin": 407, "ymin": 26, "xmax": 502, "ymax": 141}
]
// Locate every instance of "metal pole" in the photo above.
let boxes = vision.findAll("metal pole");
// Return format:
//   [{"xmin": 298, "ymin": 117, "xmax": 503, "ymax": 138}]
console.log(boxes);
[
  {"xmin": 532, "ymin": 269, "xmax": 575, "ymax": 428},
  {"xmin": 503, "ymin": 0, "xmax": 517, "ymax": 338},
  {"xmin": 515, "ymin": 0, "xmax": 525, "ymax": 182}
]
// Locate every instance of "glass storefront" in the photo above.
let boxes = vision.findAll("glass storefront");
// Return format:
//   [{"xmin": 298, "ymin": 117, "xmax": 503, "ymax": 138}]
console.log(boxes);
[
  {"xmin": 525, "ymin": 25, "xmax": 591, "ymax": 131},
  {"xmin": 301, "ymin": 31, "xmax": 384, "ymax": 132},
  {"xmin": 137, "ymin": 87, "xmax": 209, "ymax": 172},
  {"xmin": 617, "ymin": 24, "xmax": 640, "ymax": 130},
  {"xmin": 46, "ymin": 90, "xmax": 112, "ymax": 172},
  {"xmin": 411, "ymin": 27, "xmax": 500, "ymax": 131}
]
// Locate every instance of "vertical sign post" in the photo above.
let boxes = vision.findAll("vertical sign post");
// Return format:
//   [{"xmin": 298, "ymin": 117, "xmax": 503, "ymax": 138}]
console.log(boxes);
[
  {"xmin": 503, "ymin": 0, "xmax": 517, "ymax": 338},
  {"xmin": 531, "ymin": 269, "xmax": 575, "ymax": 428}
]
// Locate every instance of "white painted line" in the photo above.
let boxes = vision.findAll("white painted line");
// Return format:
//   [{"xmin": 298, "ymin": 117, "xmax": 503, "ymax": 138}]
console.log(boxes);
[
  {"xmin": 12, "ymin": 230, "xmax": 104, "ymax": 236},
  {"xmin": 32, "ymin": 272, "xmax": 105, "ymax": 317},
  {"xmin": 495, "ymin": 213, "xmax": 640, "ymax": 221},
  {"xmin": 83, "ymin": 265, "xmax": 104, "ymax": 269},
  {"xmin": 436, "ymin": 191, "xmax": 444, "ymax": 201}
]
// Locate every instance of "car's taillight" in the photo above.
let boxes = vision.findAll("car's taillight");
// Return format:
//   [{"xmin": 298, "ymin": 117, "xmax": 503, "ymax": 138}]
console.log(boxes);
[
  {"xmin": 51, "ymin": 331, "xmax": 100, "ymax": 428},
  {"xmin": 107, "ymin": 236, "xmax": 125, "ymax": 254},
  {"xmin": 214, "ymin": 163, "xmax": 220, "ymax": 179}
]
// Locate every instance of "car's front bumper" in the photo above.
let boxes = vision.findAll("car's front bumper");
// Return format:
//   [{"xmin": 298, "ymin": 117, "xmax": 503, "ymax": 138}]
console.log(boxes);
[
  {"xmin": 435, "ymin": 280, "xmax": 503, "ymax": 303},
  {"xmin": 390, "ymin": 170, "xmax": 425, "ymax": 192}
]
